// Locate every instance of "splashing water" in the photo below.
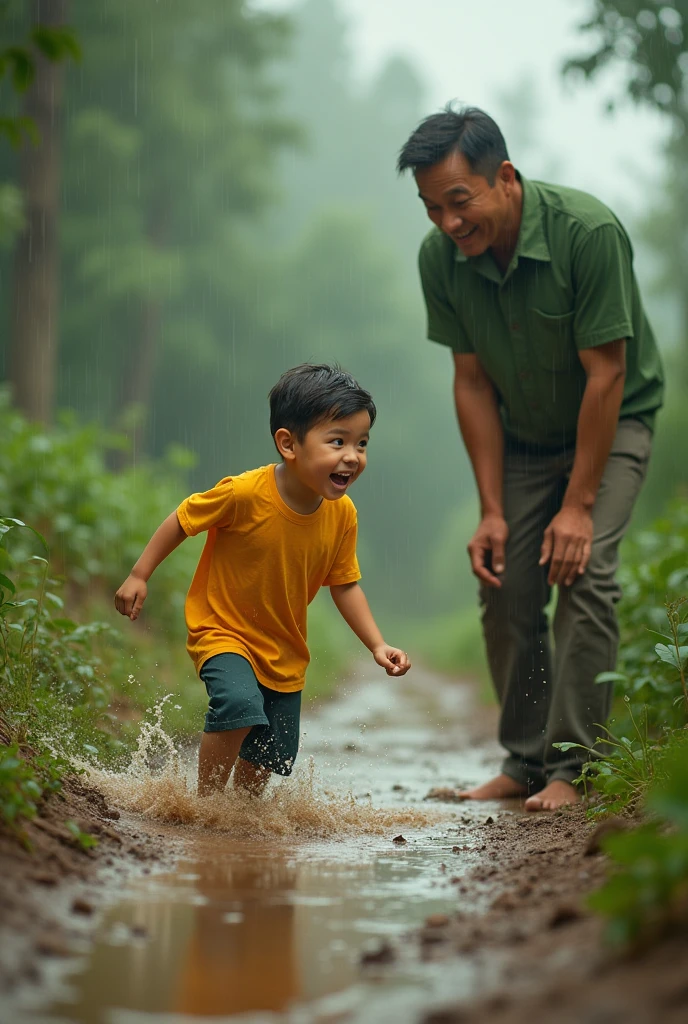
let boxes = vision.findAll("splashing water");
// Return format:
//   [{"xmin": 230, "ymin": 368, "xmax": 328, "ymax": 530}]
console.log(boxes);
[{"xmin": 89, "ymin": 695, "xmax": 445, "ymax": 840}]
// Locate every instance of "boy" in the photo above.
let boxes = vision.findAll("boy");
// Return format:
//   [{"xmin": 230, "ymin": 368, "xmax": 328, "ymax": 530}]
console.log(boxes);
[{"xmin": 114, "ymin": 363, "xmax": 410, "ymax": 796}]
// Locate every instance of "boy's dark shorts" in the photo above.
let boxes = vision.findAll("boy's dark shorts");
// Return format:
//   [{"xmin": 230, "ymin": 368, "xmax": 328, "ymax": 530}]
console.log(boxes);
[{"xmin": 199, "ymin": 653, "xmax": 301, "ymax": 776}]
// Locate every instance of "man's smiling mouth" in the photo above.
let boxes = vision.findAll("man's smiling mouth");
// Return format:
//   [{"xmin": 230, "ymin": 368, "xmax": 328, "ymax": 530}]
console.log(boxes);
[{"xmin": 453, "ymin": 225, "xmax": 478, "ymax": 242}]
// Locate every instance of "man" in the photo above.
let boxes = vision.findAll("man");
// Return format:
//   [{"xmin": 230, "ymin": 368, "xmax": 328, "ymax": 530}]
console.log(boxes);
[{"xmin": 398, "ymin": 106, "xmax": 663, "ymax": 810}]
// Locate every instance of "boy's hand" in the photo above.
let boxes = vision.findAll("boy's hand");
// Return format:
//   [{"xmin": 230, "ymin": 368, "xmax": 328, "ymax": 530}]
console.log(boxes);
[
  {"xmin": 114, "ymin": 574, "xmax": 148, "ymax": 621},
  {"xmin": 373, "ymin": 645, "xmax": 411, "ymax": 677}
]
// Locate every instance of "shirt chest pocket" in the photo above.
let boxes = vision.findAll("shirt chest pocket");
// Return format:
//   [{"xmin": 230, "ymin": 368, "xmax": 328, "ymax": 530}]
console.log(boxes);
[{"xmin": 529, "ymin": 309, "xmax": 578, "ymax": 374}]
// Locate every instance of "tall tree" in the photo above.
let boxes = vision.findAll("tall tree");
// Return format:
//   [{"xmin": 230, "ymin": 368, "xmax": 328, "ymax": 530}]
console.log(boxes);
[
  {"xmin": 564, "ymin": 2, "xmax": 688, "ymax": 356},
  {"xmin": 3, "ymin": 0, "xmax": 79, "ymax": 423},
  {"xmin": 564, "ymin": 1, "xmax": 688, "ymax": 123},
  {"xmin": 51, "ymin": 0, "xmax": 297, "ymax": 454}
]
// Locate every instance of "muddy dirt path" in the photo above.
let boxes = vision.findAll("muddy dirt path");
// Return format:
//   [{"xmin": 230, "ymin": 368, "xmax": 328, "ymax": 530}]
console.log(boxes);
[{"xmin": 3, "ymin": 668, "xmax": 683, "ymax": 1024}]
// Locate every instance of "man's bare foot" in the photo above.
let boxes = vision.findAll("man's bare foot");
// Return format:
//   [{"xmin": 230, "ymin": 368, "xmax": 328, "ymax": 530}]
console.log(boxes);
[
  {"xmin": 524, "ymin": 780, "xmax": 580, "ymax": 812},
  {"xmin": 425, "ymin": 774, "xmax": 527, "ymax": 802}
]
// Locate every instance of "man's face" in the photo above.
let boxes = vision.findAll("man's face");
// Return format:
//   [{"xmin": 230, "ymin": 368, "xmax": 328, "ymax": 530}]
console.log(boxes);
[{"xmin": 415, "ymin": 150, "xmax": 515, "ymax": 257}]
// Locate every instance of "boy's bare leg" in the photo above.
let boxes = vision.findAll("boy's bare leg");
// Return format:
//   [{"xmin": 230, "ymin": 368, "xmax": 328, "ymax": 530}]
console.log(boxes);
[
  {"xmin": 232, "ymin": 757, "xmax": 271, "ymax": 796},
  {"xmin": 198, "ymin": 727, "xmax": 251, "ymax": 796}
]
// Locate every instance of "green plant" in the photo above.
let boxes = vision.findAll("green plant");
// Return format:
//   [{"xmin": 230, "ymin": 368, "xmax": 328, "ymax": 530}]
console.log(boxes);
[
  {"xmin": 0, "ymin": 516, "xmax": 121, "ymax": 758},
  {"xmin": 0, "ymin": 389, "xmax": 201, "ymax": 636},
  {"xmin": 555, "ymin": 701, "xmax": 663, "ymax": 817},
  {"xmin": 0, "ymin": 742, "xmax": 72, "ymax": 848},
  {"xmin": 614, "ymin": 502, "xmax": 688, "ymax": 730},
  {"xmin": 0, "ymin": 743, "xmax": 44, "ymax": 829},
  {"xmin": 64, "ymin": 819, "xmax": 98, "ymax": 851},
  {"xmin": 588, "ymin": 740, "xmax": 688, "ymax": 946},
  {"xmin": 554, "ymin": 598, "xmax": 688, "ymax": 816}
]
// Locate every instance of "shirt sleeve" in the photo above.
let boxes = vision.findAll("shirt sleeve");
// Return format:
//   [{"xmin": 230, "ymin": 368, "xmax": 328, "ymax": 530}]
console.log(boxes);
[
  {"xmin": 419, "ymin": 235, "xmax": 474, "ymax": 354},
  {"xmin": 177, "ymin": 477, "xmax": 237, "ymax": 536},
  {"xmin": 572, "ymin": 224, "xmax": 635, "ymax": 350},
  {"xmin": 323, "ymin": 518, "xmax": 361, "ymax": 587}
]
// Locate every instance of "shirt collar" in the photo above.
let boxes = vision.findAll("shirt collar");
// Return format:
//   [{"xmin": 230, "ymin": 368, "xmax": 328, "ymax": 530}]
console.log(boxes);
[{"xmin": 454, "ymin": 172, "xmax": 551, "ymax": 278}]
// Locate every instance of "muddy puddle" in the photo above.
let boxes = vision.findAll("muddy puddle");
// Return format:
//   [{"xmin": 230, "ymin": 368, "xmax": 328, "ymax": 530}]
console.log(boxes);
[{"xmin": 14, "ymin": 670, "xmax": 512, "ymax": 1024}]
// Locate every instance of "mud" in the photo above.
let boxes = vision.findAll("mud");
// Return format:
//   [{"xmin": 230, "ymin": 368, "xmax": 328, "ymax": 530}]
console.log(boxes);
[
  {"xmin": 0, "ymin": 772, "xmax": 176, "ymax": 998},
  {"xmin": 1, "ymin": 668, "xmax": 686, "ymax": 1023},
  {"xmin": 410, "ymin": 805, "xmax": 688, "ymax": 1024}
]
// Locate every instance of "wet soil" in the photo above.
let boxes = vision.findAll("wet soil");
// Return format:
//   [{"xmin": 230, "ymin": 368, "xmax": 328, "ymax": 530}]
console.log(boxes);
[
  {"xmin": 0, "ymin": 668, "xmax": 686, "ymax": 1023},
  {"xmin": 0, "ymin": 772, "xmax": 176, "ymax": 998},
  {"xmin": 411, "ymin": 805, "xmax": 688, "ymax": 1024}
]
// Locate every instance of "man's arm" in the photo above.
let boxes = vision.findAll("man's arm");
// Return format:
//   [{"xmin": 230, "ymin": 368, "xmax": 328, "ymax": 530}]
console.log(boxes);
[
  {"xmin": 114, "ymin": 511, "xmax": 187, "ymax": 620},
  {"xmin": 330, "ymin": 581, "xmax": 410, "ymax": 676},
  {"xmin": 453, "ymin": 352, "xmax": 508, "ymax": 588},
  {"xmin": 539, "ymin": 339, "xmax": 626, "ymax": 587}
]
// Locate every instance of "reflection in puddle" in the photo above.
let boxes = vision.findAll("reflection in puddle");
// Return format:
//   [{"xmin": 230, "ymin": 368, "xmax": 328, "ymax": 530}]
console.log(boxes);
[
  {"xmin": 41, "ymin": 832, "xmax": 488, "ymax": 1023},
  {"xmin": 23, "ymin": 672, "xmax": 506, "ymax": 1023}
]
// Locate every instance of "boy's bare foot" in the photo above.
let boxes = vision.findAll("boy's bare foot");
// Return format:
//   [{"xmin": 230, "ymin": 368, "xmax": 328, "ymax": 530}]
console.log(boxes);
[
  {"xmin": 425, "ymin": 773, "xmax": 527, "ymax": 802},
  {"xmin": 524, "ymin": 780, "xmax": 580, "ymax": 812}
]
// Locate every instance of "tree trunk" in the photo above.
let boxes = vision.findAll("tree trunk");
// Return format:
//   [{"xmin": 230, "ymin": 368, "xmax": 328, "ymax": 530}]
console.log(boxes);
[{"xmin": 9, "ymin": 0, "xmax": 68, "ymax": 424}]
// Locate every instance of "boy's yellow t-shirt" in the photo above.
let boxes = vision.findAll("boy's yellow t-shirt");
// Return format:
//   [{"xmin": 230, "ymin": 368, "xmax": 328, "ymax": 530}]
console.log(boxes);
[{"xmin": 176, "ymin": 464, "xmax": 361, "ymax": 692}]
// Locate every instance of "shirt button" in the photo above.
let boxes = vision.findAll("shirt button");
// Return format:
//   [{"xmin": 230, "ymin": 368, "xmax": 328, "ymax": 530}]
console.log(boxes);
[
  {"xmin": 511, "ymin": 321, "xmax": 521, "ymax": 331},
  {"xmin": 518, "ymin": 371, "xmax": 530, "ymax": 381}
]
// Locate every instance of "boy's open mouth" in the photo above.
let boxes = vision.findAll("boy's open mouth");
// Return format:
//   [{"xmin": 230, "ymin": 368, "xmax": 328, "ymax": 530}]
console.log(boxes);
[{"xmin": 330, "ymin": 472, "xmax": 352, "ymax": 489}]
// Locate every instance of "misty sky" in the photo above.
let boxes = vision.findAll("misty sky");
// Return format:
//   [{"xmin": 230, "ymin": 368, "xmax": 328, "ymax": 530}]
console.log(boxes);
[{"xmin": 256, "ymin": 0, "xmax": 669, "ymax": 212}]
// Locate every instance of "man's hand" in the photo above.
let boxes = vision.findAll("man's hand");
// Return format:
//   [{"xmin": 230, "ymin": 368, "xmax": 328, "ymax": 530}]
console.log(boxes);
[
  {"xmin": 539, "ymin": 506, "xmax": 593, "ymax": 587},
  {"xmin": 114, "ymin": 574, "xmax": 148, "ymax": 621},
  {"xmin": 372, "ymin": 645, "xmax": 411, "ymax": 677},
  {"xmin": 467, "ymin": 514, "xmax": 509, "ymax": 588}
]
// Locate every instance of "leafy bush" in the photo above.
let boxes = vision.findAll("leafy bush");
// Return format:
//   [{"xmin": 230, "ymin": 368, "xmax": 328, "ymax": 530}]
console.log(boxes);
[
  {"xmin": 556, "ymin": 598, "xmax": 687, "ymax": 817},
  {"xmin": 0, "ymin": 387, "xmax": 200, "ymax": 635},
  {"xmin": 615, "ymin": 500, "xmax": 688, "ymax": 729},
  {"xmin": 0, "ymin": 517, "xmax": 122, "ymax": 761},
  {"xmin": 0, "ymin": 743, "xmax": 69, "ymax": 839},
  {"xmin": 589, "ymin": 739, "xmax": 688, "ymax": 947}
]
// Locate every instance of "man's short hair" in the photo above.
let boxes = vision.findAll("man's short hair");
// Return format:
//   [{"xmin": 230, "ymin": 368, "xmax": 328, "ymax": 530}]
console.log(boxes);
[
  {"xmin": 397, "ymin": 104, "xmax": 509, "ymax": 185},
  {"xmin": 269, "ymin": 363, "xmax": 377, "ymax": 442}
]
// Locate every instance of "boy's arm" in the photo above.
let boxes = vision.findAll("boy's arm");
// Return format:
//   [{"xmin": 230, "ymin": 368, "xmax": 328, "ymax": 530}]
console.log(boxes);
[
  {"xmin": 330, "ymin": 581, "xmax": 410, "ymax": 677},
  {"xmin": 114, "ymin": 511, "xmax": 187, "ymax": 621}
]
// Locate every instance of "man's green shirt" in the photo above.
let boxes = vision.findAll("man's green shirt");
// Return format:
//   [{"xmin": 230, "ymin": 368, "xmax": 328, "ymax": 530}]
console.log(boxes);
[{"xmin": 419, "ymin": 175, "xmax": 664, "ymax": 448}]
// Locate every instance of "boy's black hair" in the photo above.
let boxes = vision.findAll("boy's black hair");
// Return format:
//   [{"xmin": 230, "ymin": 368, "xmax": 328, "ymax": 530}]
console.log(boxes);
[
  {"xmin": 397, "ymin": 104, "xmax": 509, "ymax": 186},
  {"xmin": 269, "ymin": 363, "xmax": 376, "ymax": 443}
]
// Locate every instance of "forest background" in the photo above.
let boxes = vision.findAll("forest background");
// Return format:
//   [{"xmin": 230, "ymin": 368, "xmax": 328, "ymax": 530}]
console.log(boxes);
[{"xmin": 1, "ymin": 0, "xmax": 687, "ymax": 730}]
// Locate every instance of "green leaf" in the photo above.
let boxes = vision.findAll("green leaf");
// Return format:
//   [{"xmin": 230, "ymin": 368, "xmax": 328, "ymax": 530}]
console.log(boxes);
[
  {"xmin": 654, "ymin": 643, "xmax": 688, "ymax": 670},
  {"xmin": 595, "ymin": 671, "xmax": 628, "ymax": 684},
  {"xmin": 31, "ymin": 26, "xmax": 82, "ymax": 63},
  {"xmin": 0, "ymin": 573, "xmax": 16, "ymax": 594},
  {"xmin": 0, "ymin": 518, "xmax": 25, "ymax": 534},
  {"xmin": 5, "ymin": 46, "xmax": 35, "ymax": 92},
  {"xmin": 47, "ymin": 617, "xmax": 77, "ymax": 632},
  {"xmin": 552, "ymin": 741, "xmax": 589, "ymax": 752},
  {"xmin": 0, "ymin": 116, "xmax": 38, "ymax": 147}
]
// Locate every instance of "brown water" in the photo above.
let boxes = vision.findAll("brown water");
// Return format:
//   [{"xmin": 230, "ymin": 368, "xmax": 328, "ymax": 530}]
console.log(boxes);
[{"xmin": 16, "ymin": 669, "xmax": 507, "ymax": 1024}]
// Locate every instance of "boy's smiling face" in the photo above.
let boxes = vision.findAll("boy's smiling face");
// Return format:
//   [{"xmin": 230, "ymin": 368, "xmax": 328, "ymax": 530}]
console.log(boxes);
[{"xmin": 276, "ymin": 409, "xmax": 370, "ymax": 503}]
